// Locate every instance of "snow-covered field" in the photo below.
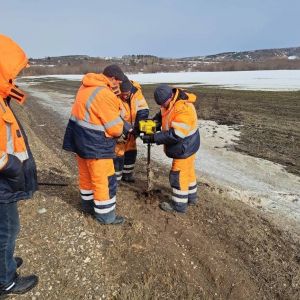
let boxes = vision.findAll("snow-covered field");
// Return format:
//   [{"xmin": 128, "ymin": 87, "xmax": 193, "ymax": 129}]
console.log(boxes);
[
  {"xmin": 24, "ymin": 70, "xmax": 300, "ymax": 91},
  {"xmin": 137, "ymin": 122, "xmax": 300, "ymax": 223}
]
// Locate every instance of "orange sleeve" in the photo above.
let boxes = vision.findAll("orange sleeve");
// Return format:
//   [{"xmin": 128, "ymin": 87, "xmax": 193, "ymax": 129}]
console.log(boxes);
[
  {"xmin": 171, "ymin": 103, "xmax": 195, "ymax": 138},
  {"xmin": 93, "ymin": 89, "xmax": 124, "ymax": 137},
  {"xmin": 134, "ymin": 89, "xmax": 149, "ymax": 111}
]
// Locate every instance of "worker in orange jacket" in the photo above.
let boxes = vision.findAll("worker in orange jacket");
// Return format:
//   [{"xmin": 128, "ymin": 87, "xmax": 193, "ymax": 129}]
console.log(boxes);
[
  {"xmin": 0, "ymin": 34, "xmax": 38, "ymax": 296},
  {"xmin": 141, "ymin": 84, "xmax": 200, "ymax": 213},
  {"xmin": 114, "ymin": 77, "xmax": 149, "ymax": 182},
  {"xmin": 63, "ymin": 65, "xmax": 131, "ymax": 225}
]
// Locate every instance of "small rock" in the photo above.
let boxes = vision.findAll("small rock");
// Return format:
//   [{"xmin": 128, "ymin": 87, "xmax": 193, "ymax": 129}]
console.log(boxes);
[
  {"xmin": 38, "ymin": 208, "xmax": 47, "ymax": 214},
  {"xmin": 84, "ymin": 257, "xmax": 91, "ymax": 263}
]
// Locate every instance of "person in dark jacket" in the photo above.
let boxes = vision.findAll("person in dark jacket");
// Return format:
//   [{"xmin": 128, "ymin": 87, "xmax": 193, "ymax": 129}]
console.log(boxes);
[
  {"xmin": 142, "ymin": 84, "xmax": 200, "ymax": 213},
  {"xmin": 0, "ymin": 34, "xmax": 38, "ymax": 296}
]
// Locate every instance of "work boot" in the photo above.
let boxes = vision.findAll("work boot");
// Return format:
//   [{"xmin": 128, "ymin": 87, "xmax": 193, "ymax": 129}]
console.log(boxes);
[
  {"xmin": 159, "ymin": 202, "xmax": 175, "ymax": 212},
  {"xmin": 122, "ymin": 173, "xmax": 135, "ymax": 183},
  {"xmin": 15, "ymin": 257, "xmax": 23, "ymax": 268},
  {"xmin": 159, "ymin": 202, "xmax": 186, "ymax": 213},
  {"xmin": 188, "ymin": 199, "xmax": 197, "ymax": 206},
  {"xmin": 110, "ymin": 215, "xmax": 125, "ymax": 225},
  {"xmin": 96, "ymin": 215, "xmax": 125, "ymax": 225},
  {"xmin": 81, "ymin": 200, "xmax": 94, "ymax": 215},
  {"xmin": 0, "ymin": 274, "xmax": 38, "ymax": 295}
]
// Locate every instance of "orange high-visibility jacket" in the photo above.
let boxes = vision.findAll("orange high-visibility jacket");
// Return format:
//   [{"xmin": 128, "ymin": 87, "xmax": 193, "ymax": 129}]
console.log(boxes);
[
  {"xmin": 126, "ymin": 81, "xmax": 149, "ymax": 128},
  {"xmin": 0, "ymin": 34, "xmax": 37, "ymax": 203},
  {"xmin": 154, "ymin": 89, "xmax": 200, "ymax": 159},
  {"xmin": 63, "ymin": 73, "xmax": 126, "ymax": 158},
  {"xmin": 114, "ymin": 81, "xmax": 149, "ymax": 157},
  {"xmin": 0, "ymin": 34, "xmax": 28, "ymax": 102},
  {"xmin": 114, "ymin": 100, "xmax": 131, "ymax": 157},
  {"xmin": 0, "ymin": 34, "xmax": 29, "ymax": 162}
]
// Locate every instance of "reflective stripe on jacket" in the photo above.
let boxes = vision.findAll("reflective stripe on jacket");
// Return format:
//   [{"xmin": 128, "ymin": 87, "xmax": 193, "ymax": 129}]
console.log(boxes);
[
  {"xmin": 129, "ymin": 81, "xmax": 149, "ymax": 128},
  {"xmin": 63, "ymin": 73, "xmax": 124, "ymax": 159},
  {"xmin": 154, "ymin": 89, "xmax": 200, "ymax": 159},
  {"xmin": 0, "ymin": 98, "xmax": 29, "ymax": 161}
]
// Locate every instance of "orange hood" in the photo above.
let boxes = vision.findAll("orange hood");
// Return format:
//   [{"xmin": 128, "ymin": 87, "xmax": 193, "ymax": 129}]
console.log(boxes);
[
  {"xmin": 82, "ymin": 73, "xmax": 122, "ymax": 96},
  {"xmin": 82, "ymin": 73, "xmax": 111, "ymax": 88},
  {"xmin": 0, "ymin": 34, "xmax": 28, "ymax": 101},
  {"xmin": 186, "ymin": 91, "xmax": 197, "ymax": 103}
]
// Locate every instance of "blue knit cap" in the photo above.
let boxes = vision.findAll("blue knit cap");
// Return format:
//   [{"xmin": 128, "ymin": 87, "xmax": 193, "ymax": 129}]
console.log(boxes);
[{"xmin": 154, "ymin": 84, "xmax": 173, "ymax": 105}]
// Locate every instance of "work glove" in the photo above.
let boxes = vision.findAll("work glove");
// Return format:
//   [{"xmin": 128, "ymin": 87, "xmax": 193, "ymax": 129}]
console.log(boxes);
[
  {"xmin": 141, "ymin": 134, "xmax": 155, "ymax": 144},
  {"xmin": 130, "ymin": 128, "xmax": 140, "ymax": 139},
  {"xmin": 155, "ymin": 120, "xmax": 161, "ymax": 132},
  {"xmin": 0, "ymin": 154, "xmax": 25, "ymax": 191},
  {"xmin": 117, "ymin": 133, "xmax": 128, "ymax": 144}
]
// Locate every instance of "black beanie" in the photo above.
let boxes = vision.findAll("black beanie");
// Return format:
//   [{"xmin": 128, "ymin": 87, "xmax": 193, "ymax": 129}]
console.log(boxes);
[
  {"xmin": 154, "ymin": 84, "xmax": 173, "ymax": 105},
  {"xmin": 120, "ymin": 77, "xmax": 133, "ymax": 92},
  {"xmin": 103, "ymin": 64, "xmax": 126, "ymax": 81}
]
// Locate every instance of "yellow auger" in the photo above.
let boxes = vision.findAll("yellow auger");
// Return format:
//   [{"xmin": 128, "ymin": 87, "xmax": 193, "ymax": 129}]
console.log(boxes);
[{"xmin": 139, "ymin": 119, "xmax": 157, "ymax": 193}]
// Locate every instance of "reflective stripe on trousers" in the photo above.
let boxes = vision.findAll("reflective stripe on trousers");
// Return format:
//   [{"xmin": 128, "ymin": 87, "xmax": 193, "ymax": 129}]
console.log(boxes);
[
  {"xmin": 76, "ymin": 156, "xmax": 117, "ymax": 202},
  {"xmin": 170, "ymin": 154, "xmax": 197, "ymax": 210}
]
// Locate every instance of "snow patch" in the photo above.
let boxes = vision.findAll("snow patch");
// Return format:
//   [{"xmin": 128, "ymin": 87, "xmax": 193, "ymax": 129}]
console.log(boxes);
[{"xmin": 23, "ymin": 70, "xmax": 300, "ymax": 91}]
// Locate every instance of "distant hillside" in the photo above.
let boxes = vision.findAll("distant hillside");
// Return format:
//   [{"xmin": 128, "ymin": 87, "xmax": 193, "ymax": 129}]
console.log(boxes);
[
  {"xmin": 183, "ymin": 47, "xmax": 300, "ymax": 62},
  {"xmin": 24, "ymin": 47, "xmax": 300, "ymax": 76}
]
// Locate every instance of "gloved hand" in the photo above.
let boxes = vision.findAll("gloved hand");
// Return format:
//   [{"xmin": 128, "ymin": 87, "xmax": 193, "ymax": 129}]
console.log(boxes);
[
  {"xmin": 117, "ymin": 133, "xmax": 127, "ymax": 144},
  {"xmin": 130, "ymin": 128, "xmax": 140, "ymax": 139},
  {"xmin": 155, "ymin": 120, "xmax": 162, "ymax": 132},
  {"xmin": 141, "ymin": 134, "xmax": 155, "ymax": 144}
]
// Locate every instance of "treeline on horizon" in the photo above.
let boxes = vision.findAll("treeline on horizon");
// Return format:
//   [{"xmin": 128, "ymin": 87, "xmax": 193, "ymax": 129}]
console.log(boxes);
[{"xmin": 22, "ymin": 57, "xmax": 300, "ymax": 76}]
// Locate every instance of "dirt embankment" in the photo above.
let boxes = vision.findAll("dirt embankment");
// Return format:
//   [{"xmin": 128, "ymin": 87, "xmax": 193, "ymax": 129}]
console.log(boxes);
[{"xmin": 5, "ymin": 85, "xmax": 299, "ymax": 299}]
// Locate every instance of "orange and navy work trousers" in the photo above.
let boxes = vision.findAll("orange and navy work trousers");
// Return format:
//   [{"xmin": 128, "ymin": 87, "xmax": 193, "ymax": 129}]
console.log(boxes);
[
  {"xmin": 114, "ymin": 135, "xmax": 137, "ymax": 181},
  {"xmin": 76, "ymin": 156, "xmax": 117, "ymax": 223},
  {"xmin": 169, "ymin": 154, "xmax": 198, "ymax": 212}
]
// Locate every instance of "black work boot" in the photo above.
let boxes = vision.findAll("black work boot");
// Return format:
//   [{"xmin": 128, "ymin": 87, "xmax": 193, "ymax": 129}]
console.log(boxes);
[
  {"xmin": 96, "ymin": 215, "xmax": 125, "ymax": 225},
  {"xmin": 81, "ymin": 200, "xmax": 94, "ymax": 215},
  {"xmin": 159, "ymin": 202, "xmax": 186, "ymax": 213},
  {"xmin": 111, "ymin": 215, "xmax": 125, "ymax": 225},
  {"xmin": 159, "ymin": 202, "xmax": 175, "ymax": 212},
  {"xmin": 122, "ymin": 173, "xmax": 135, "ymax": 183},
  {"xmin": 0, "ymin": 274, "xmax": 38, "ymax": 295},
  {"xmin": 15, "ymin": 257, "xmax": 23, "ymax": 268}
]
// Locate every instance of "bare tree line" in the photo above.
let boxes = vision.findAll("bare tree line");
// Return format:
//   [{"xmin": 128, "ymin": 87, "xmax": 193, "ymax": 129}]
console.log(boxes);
[{"xmin": 22, "ymin": 57, "xmax": 300, "ymax": 76}]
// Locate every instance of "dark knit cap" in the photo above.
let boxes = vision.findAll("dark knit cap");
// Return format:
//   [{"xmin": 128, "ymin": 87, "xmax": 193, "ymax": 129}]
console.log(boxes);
[
  {"xmin": 120, "ymin": 77, "xmax": 133, "ymax": 92},
  {"xmin": 103, "ymin": 64, "xmax": 126, "ymax": 81},
  {"xmin": 154, "ymin": 84, "xmax": 173, "ymax": 105}
]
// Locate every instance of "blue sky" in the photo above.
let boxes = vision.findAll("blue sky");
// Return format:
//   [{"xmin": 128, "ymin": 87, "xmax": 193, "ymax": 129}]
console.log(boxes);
[{"xmin": 1, "ymin": 0, "xmax": 299, "ymax": 58}]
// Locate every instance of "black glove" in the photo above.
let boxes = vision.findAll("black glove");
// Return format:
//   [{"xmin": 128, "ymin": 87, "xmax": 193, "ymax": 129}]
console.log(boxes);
[
  {"xmin": 141, "ymin": 134, "xmax": 155, "ymax": 144},
  {"xmin": 155, "ymin": 122, "xmax": 161, "ymax": 132},
  {"xmin": 130, "ymin": 128, "xmax": 140, "ymax": 139}
]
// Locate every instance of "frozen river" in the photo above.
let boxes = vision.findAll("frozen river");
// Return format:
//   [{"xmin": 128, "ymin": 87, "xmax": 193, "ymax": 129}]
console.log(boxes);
[{"xmin": 24, "ymin": 70, "xmax": 300, "ymax": 91}]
